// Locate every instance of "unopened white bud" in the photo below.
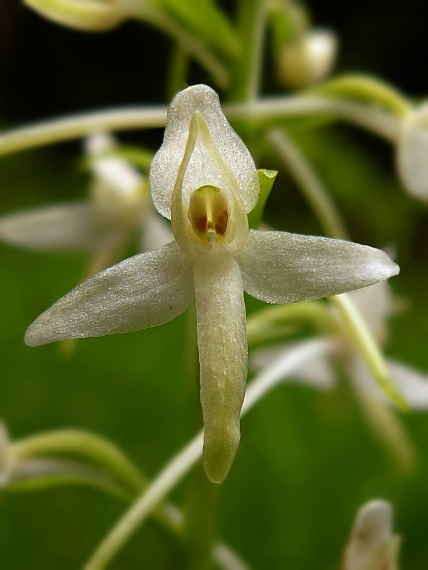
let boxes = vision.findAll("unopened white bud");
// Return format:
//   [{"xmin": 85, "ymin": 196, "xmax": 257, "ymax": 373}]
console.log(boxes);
[
  {"xmin": 277, "ymin": 29, "xmax": 338, "ymax": 90},
  {"xmin": 396, "ymin": 102, "xmax": 428, "ymax": 201},
  {"xmin": 24, "ymin": 0, "xmax": 132, "ymax": 32},
  {"xmin": 342, "ymin": 499, "xmax": 401, "ymax": 570}
]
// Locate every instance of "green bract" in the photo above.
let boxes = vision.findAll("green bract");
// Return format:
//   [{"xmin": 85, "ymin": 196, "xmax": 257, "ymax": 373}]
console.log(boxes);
[{"xmin": 25, "ymin": 85, "xmax": 400, "ymax": 483}]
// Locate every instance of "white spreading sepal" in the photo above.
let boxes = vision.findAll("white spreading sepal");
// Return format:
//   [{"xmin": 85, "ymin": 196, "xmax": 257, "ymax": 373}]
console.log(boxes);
[
  {"xmin": 25, "ymin": 242, "xmax": 193, "ymax": 346},
  {"xmin": 237, "ymin": 230, "xmax": 399, "ymax": 304}
]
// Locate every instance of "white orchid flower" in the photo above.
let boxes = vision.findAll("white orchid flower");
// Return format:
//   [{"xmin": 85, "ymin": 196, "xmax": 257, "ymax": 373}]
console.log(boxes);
[
  {"xmin": 25, "ymin": 84, "xmax": 399, "ymax": 483},
  {"xmin": 341, "ymin": 499, "xmax": 401, "ymax": 570},
  {"xmin": 0, "ymin": 133, "xmax": 172, "ymax": 273},
  {"xmin": 396, "ymin": 102, "xmax": 428, "ymax": 201}
]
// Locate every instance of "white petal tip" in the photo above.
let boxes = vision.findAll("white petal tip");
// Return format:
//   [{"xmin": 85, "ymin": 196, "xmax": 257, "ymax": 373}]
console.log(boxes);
[{"xmin": 354, "ymin": 499, "xmax": 393, "ymax": 535}]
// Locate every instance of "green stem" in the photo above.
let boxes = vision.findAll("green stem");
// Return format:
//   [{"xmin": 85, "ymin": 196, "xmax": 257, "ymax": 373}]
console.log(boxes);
[
  {"xmin": 166, "ymin": 44, "xmax": 189, "ymax": 102},
  {"xmin": 350, "ymin": 379, "xmax": 416, "ymax": 472},
  {"xmin": 246, "ymin": 301, "xmax": 334, "ymax": 346},
  {"xmin": 0, "ymin": 107, "xmax": 167, "ymax": 156},
  {"xmin": 83, "ymin": 339, "xmax": 329, "ymax": 570},
  {"xmin": 266, "ymin": 126, "xmax": 407, "ymax": 414},
  {"xmin": 312, "ymin": 74, "xmax": 412, "ymax": 119},
  {"xmin": 228, "ymin": 0, "xmax": 266, "ymax": 102},
  {"xmin": 330, "ymin": 294, "xmax": 408, "ymax": 411},
  {"xmin": 130, "ymin": 3, "xmax": 228, "ymax": 88},
  {"xmin": 267, "ymin": 128, "xmax": 349, "ymax": 239},
  {"xmin": 224, "ymin": 96, "xmax": 401, "ymax": 142},
  {"xmin": 11, "ymin": 429, "xmax": 145, "ymax": 495},
  {"xmin": 7, "ymin": 457, "xmax": 132, "ymax": 500},
  {"xmin": 0, "ymin": 95, "xmax": 402, "ymax": 158}
]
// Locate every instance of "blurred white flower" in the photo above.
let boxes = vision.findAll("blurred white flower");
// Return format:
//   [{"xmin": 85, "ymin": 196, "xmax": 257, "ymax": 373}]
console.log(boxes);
[
  {"xmin": 342, "ymin": 499, "xmax": 401, "ymax": 570},
  {"xmin": 252, "ymin": 281, "xmax": 428, "ymax": 469},
  {"xmin": 0, "ymin": 423, "xmax": 13, "ymax": 486},
  {"xmin": 396, "ymin": 102, "xmax": 428, "ymax": 201},
  {"xmin": 277, "ymin": 29, "xmax": 338, "ymax": 90},
  {"xmin": 0, "ymin": 132, "xmax": 172, "ymax": 274},
  {"xmin": 25, "ymin": 84, "xmax": 399, "ymax": 483}
]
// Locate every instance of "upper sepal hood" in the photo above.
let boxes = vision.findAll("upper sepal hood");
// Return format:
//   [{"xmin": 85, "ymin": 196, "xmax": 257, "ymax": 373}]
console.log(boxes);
[{"xmin": 150, "ymin": 84, "xmax": 260, "ymax": 219}]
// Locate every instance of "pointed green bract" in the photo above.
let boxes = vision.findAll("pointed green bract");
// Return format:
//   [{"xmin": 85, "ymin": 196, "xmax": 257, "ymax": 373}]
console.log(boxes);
[{"xmin": 248, "ymin": 169, "xmax": 277, "ymax": 228}]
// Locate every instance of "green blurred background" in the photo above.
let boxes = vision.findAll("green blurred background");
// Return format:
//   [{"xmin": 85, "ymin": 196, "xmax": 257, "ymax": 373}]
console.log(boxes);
[{"xmin": 1, "ymin": 1, "xmax": 428, "ymax": 568}]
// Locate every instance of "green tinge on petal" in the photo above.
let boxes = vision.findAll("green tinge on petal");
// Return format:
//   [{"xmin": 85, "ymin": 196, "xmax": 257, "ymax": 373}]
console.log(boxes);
[
  {"xmin": 25, "ymin": 242, "xmax": 193, "ymax": 346},
  {"xmin": 193, "ymin": 253, "xmax": 247, "ymax": 484}
]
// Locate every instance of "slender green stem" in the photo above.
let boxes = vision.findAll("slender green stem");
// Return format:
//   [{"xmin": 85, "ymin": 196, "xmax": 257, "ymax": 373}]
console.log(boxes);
[
  {"xmin": 0, "ymin": 107, "xmax": 167, "ymax": 156},
  {"xmin": 0, "ymin": 95, "xmax": 401, "ymax": 158},
  {"xmin": 228, "ymin": 0, "xmax": 266, "ymax": 102},
  {"xmin": 349, "ymin": 378, "xmax": 416, "ymax": 472},
  {"xmin": 246, "ymin": 301, "xmax": 334, "ymax": 345},
  {"xmin": 166, "ymin": 44, "xmax": 189, "ymax": 102},
  {"xmin": 11, "ymin": 429, "xmax": 145, "ymax": 495},
  {"xmin": 266, "ymin": 126, "xmax": 407, "ymax": 414},
  {"xmin": 312, "ymin": 74, "xmax": 412, "ymax": 119},
  {"xmin": 8, "ymin": 429, "xmax": 244, "ymax": 570},
  {"xmin": 267, "ymin": 128, "xmax": 349, "ymax": 239},
  {"xmin": 330, "ymin": 294, "xmax": 407, "ymax": 411},
  {"xmin": 7, "ymin": 457, "xmax": 132, "ymax": 500},
  {"xmin": 83, "ymin": 339, "xmax": 329, "ymax": 570},
  {"xmin": 130, "ymin": 3, "xmax": 228, "ymax": 88},
  {"xmin": 224, "ymin": 96, "xmax": 401, "ymax": 142}
]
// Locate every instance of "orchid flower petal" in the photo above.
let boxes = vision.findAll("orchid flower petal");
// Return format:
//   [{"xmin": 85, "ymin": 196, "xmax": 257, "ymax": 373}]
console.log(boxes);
[
  {"xmin": 396, "ymin": 103, "xmax": 428, "ymax": 201},
  {"xmin": 342, "ymin": 500, "xmax": 401, "ymax": 570},
  {"xmin": 25, "ymin": 242, "xmax": 193, "ymax": 346},
  {"xmin": 250, "ymin": 341, "xmax": 336, "ymax": 390},
  {"xmin": 238, "ymin": 230, "xmax": 399, "ymax": 304},
  {"xmin": 0, "ymin": 202, "xmax": 110, "ymax": 252},
  {"xmin": 194, "ymin": 254, "xmax": 247, "ymax": 484},
  {"xmin": 140, "ymin": 209, "xmax": 173, "ymax": 252},
  {"xmin": 150, "ymin": 84, "xmax": 259, "ymax": 220},
  {"xmin": 385, "ymin": 359, "xmax": 428, "ymax": 410}
]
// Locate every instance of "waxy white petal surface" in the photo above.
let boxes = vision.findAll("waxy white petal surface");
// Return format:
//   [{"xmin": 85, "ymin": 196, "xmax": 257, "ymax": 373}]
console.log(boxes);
[
  {"xmin": 194, "ymin": 253, "xmax": 247, "ymax": 484},
  {"xmin": 150, "ymin": 85, "xmax": 259, "ymax": 219},
  {"xmin": 238, "ymin": 230, "xmax": 399, "ymax": 304},
  {"xmin": 25, "ymin": 242, "xmax": 193, "ymax": 346}
]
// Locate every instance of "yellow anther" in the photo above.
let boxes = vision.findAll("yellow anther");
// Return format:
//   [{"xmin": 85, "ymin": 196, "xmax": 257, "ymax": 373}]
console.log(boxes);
[{"xmin": 188, "ymin": 185, "xmax": 229, "ymax": 245}]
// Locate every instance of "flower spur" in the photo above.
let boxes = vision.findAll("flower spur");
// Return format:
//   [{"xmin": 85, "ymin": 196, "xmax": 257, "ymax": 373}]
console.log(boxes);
[{"xmin": 25, "ymin": 84, "xmax": 399, "ymax": 483}]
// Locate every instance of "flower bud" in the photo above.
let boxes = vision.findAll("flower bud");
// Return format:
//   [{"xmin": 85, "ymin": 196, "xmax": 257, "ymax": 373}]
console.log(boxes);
[
  {"xmin": 277, "ymin": 29, "xmax": 338, "ymax": 90},
  {"xmin": 396, "ymin": 103, "xmax": 428, "ymax": 201},
  {"xmin": 342, "ymin": 499, "xmax": 401, "ymax": 570},
  {"xmin": 24, "ymin": 0, "xmax": 129, "ymax": 32}
]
